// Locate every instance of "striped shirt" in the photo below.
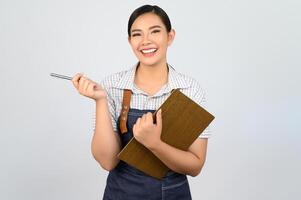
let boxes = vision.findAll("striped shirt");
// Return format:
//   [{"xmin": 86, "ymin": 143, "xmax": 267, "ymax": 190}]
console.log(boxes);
[{"xmin": 94, "ymin": 62, "xmax": 211, "ymax": 139}]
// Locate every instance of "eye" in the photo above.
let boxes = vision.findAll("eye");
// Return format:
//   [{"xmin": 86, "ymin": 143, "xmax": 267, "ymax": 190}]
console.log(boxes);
[
  {"xmin": 132, "ymin": 33, "xmax": 141, "ymax": 37},
  {"xmin": 152, "ymin": 29, "xmax": 161, "ymax": 34}
]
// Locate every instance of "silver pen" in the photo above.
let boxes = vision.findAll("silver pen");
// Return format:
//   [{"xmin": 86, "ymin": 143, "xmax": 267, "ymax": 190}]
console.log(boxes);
[{"xmin": 50, "ymin": 73, "xmax": 73, "ymax": 80}]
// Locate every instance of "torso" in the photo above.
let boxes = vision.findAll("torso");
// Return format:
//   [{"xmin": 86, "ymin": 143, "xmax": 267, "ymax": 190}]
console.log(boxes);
[
  {"xmin": 134, "ymin": 66, "xmax": 168, "ymax": 96},
  {"xmin": 134, "ymin": 77, "xmax": 168, "ymax": 96},
  {"xmin": 134, "ymin": 84, "xmax": 165, "ymax": 96}
]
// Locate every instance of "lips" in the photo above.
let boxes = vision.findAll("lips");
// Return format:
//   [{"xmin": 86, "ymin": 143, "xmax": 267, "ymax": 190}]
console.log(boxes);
[
  {"xmin": 141, "ymin": 48, "xmax": 157, "ymax": 53},
  {"xmin": 140, "ymin": 48, "xmax": 158, "ymax": 57}
]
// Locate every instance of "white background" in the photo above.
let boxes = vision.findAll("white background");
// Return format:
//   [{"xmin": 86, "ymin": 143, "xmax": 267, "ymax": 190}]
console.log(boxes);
[{"xmin": 1, "ymin": 0, "xmax": 300, "ymax": 199}]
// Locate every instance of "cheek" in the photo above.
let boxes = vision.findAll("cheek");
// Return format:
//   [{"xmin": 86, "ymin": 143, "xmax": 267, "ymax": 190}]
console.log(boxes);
[
  {"xmin": 130, "ymin": 39, "xmax": 141, "ymax": 50},
  {"xmin": 156, "ymin": 35, "xmax": 168, "ymax": 47}
]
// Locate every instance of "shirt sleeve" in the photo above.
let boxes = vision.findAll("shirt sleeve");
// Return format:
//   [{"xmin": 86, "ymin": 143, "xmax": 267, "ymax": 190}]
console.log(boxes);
[
  {"xmin": 191, "ymin": 82, "xmax": 212, "ymax": 139},
  {"xmin": 92, "ymin": 79, "xmax": 118, "ymax": 132}
]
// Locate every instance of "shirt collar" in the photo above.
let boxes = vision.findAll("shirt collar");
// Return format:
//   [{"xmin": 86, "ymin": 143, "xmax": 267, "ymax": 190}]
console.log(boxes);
[{"xmin": 113, "ymin": 62, "xmax": 191, "ymax": 93}]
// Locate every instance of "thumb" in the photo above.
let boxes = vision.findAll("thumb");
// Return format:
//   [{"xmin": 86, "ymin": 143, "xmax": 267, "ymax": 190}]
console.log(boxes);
[
  {"xmin": 93, "ymin": 83, "xmax": 100, "ymax": 90},
  {"xmin": 156, "ymin": 109, "xmax": 162, "ymax": 129}
]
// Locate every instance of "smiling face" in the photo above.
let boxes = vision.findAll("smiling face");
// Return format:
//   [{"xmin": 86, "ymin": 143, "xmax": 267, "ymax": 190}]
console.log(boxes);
[{"xmin": 128, "ymin": 12, "xmax": 175, "ymax": 67}]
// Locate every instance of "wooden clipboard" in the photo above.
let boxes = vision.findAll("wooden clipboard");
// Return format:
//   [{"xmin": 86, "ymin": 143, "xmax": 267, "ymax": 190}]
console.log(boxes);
[{"xmin": 117, "ymin": 89, "xmax": 215, "ymax": 179}]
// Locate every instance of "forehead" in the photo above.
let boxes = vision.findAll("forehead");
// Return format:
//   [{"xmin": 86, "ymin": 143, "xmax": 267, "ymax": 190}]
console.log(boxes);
[{"xmin": 131, "ymin": 12, "xmax": 164, "ymax": 30}]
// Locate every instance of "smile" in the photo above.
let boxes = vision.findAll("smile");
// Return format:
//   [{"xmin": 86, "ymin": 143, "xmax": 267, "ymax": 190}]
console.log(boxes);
[
  {"xmin": 140, "ymin": 48, "xmax": 158, "ymax": 57},
  {"xmin": 141, "ymin": 48, "xmax": 157, "ymax": 54}
]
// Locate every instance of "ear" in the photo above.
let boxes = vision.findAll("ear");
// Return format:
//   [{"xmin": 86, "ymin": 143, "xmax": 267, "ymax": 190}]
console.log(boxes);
[{"xmin": 167, "ymin": 29, "xmax": 176, "ymax": 46}]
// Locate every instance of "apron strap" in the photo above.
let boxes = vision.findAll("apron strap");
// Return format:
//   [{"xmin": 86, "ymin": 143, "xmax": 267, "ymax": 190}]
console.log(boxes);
[
  {"xmin": 119, "ymin": 88, "xmax": 178, "ymax": 134},
  {"xmin": 119, "ymin": 89, "xmax": 132, "ymax": 134}
]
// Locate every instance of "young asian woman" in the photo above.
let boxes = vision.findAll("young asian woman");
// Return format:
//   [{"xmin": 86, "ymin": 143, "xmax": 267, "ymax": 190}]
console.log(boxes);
[{"xmin": 72, "ymin": 4, "xmax": 211, "ymax": 200}]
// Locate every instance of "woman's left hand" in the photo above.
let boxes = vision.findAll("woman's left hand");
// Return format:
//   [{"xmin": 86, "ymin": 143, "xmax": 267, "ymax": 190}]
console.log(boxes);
[{"xmin": 133, "ymin": 109, "xmax": 162, "ymax": 149}]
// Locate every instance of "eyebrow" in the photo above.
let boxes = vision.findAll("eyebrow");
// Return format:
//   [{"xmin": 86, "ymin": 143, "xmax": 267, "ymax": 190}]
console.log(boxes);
[{"xmin": 131, "ymin": 25, "xmax": 162, "ymax": 33}]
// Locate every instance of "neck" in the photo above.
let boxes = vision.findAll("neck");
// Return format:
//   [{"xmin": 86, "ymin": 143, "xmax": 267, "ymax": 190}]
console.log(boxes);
[{"xmin": 135, "ymin": 60, "xmax": 169, "ymax": 87}]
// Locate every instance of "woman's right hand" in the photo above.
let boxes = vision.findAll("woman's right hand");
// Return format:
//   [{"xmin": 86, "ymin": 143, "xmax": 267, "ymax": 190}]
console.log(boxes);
[{"xmin": 72, "ymin": 73, "xmax": 107, "ymax": 101}]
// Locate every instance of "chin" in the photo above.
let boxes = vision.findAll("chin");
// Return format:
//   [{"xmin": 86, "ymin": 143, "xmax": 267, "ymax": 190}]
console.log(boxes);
[
  {"xmin": 138, "ymin": 57, "xmax": 165, "ymax": 67},
  {"xmin": 139, "ymin": 60, "xmax": 157, "ymax": 66}
]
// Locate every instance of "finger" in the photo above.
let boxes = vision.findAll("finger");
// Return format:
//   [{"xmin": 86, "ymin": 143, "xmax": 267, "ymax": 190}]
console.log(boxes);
[
  {"xmin": 79, "ymin": 76, "xmax": 87, "ymax": 92},
  {"xmin": 146, "ymin": 112, "xmax": 153, "ymax": 124},
  {"xmin": 72, "ymin": 73, "xmax": 83, "ymax": 89},
  {"xmin": 142, "ymin": 114, "xmax": 147, "ymax": 123},
  {"xmin": 136, "ymin": 117, "xmax": 141, "ymax": 126},
  {"xmin": 93, "ymin": 83, "xmax": 101, "ymax": 90},
  {"xmin": 87, "ymin": 82, "xmax": 96, "ymax": 94},
  {"xmin": 72, "ymin": 73, "xmax": 83, "ymax": 83},
  {"xmin": 83, "ymin": 78, "xmax": 91, "ymax": 92},
  {"xmin": 156, "ymin": 109, "xmax": 162, "ymax": 129},
  {"xmin": 84, "ymin": 81, "xmax": 91, "ymax": 92}
]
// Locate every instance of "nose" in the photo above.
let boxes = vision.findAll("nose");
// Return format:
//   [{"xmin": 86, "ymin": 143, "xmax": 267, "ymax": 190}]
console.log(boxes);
[{"xmin": 141, "ymin": 33, "xmax": 151, "ymax": 46}]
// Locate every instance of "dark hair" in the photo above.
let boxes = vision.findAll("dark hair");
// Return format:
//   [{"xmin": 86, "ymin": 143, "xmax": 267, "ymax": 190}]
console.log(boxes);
[{"xmin": 127, "ymin": 5, "xmax": 172, "ymax": 37}]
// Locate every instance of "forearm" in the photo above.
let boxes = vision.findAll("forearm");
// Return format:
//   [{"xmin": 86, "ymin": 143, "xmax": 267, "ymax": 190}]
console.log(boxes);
[
  {"xmin": 91, "ymin": 98, "xmax": 121, "ymax": 171},
  {"xmin": 148, "ymin": 141, "xmax": 204, "ymax": 177}
]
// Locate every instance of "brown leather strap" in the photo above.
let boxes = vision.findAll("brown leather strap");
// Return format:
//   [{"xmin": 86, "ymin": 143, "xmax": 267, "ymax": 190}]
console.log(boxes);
[
  {"xmin": 120, "ymin": 88, "xmax": 176, "ymax": 134},
  {"xmin": 119, "ymin": 89, "xmax": 132, "ymax": 134}
]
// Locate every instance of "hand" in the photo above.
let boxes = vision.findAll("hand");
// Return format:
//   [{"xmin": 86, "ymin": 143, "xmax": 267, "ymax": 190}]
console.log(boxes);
[
  {"xmin": 72, "ymin": 73, "xmax": 107, "ymax": 101},
  {"xmin": 133, "ymin": 109, "xmax": 163, "ymax": 149}
]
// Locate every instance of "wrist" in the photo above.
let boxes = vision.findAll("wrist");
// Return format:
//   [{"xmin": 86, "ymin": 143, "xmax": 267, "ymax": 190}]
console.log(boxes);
[
  {"xmin": 148, "ymin": 139, "xmax": 164, "ymax": 152},
  {"xmin": 95, "ymin": 96, "xmax": 107, "ymax": 104}
]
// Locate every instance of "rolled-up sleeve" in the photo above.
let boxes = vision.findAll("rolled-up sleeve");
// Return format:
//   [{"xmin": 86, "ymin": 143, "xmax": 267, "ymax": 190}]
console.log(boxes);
[{"xmin": 191, "ymin": 82, "xmax": 212, "ymax": 139}]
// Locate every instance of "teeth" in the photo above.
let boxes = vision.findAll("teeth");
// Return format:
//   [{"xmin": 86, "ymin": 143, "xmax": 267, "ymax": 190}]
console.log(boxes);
[{"xmin": 141, "ymin": 48, "xmax": 157, "ymax": 54}]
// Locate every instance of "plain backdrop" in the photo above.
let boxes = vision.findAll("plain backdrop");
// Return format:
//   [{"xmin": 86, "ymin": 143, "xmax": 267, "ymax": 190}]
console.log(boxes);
[{"xmin": 1, "ymin": 0, "xmax": 300, "ymax": 199}]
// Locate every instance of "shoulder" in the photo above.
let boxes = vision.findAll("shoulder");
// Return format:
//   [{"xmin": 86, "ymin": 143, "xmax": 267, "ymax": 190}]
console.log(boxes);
[
  {"xmin": 176, "ymin": 72, "xmax": 206, "ymax": 105},
  {"xmin": 175, "ymin": 70, "xmax": 204, "ymax": 92},
  {"xmin": 180, "ymin": 72, "xmax": 203, "ymax": 89},
  {"xmin": 99, "ymin": 71, "xmax": 124, "ymax": 88}
]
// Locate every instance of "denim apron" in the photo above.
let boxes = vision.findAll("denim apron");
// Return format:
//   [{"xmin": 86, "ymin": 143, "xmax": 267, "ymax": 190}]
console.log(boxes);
[{"xmin": 102, "ymin": 107, "xmax": 192, "ymax": 200}]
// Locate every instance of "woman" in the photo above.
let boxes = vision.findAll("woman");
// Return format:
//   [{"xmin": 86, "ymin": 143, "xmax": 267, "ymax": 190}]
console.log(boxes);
[{"xmin": 72, "ymin": 4, "xmax": 211, "ymax": 200}]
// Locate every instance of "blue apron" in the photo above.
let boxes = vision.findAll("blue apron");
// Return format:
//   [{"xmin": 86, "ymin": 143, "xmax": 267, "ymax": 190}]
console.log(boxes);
[{"xmin": 102, "ymin": 107, "xmax": 192, "ymax": 200}]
